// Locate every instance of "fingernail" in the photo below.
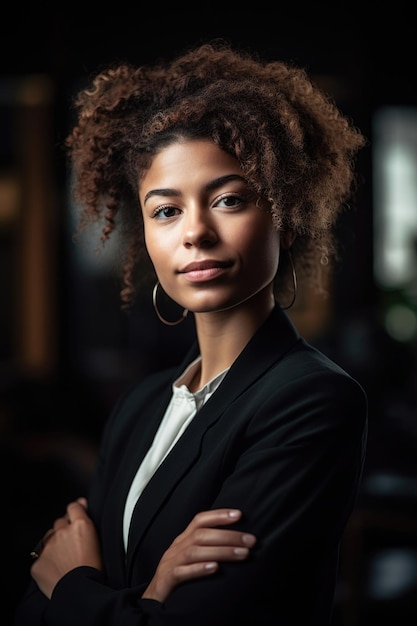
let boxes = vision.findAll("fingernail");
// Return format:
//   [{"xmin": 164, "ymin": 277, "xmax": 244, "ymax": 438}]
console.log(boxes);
[
  {"xmin": 204, "ymin": 562, "xmax": 218, "ymax": 571},
  {"xmin": 234, "ymin": 547, "xmax": 249, "ymax": 557},
  {"xmin": 227, "ymin": 510, "xmax": 241, "ymax": 519},
  {"xmin": 242, "ymin": 534, "xmax": 256, "ymax": 546}
]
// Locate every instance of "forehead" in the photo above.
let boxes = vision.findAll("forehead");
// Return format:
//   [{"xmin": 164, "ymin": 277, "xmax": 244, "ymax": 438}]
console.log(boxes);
[{"xmin": 139, "ymin": 139, "xmax": 243, "ymax": 192}]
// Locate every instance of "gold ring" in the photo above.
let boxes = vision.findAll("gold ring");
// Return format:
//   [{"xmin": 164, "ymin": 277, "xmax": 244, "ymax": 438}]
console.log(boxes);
[{"xmin": 30, "ymin": 539, "xmax": 44, "ymax": 560}]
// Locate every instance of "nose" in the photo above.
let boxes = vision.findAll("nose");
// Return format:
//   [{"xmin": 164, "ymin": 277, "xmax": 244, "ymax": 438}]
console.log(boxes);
[{"xmin": 182, "ymin": 208, "xmax": 218, "ymax": 248}]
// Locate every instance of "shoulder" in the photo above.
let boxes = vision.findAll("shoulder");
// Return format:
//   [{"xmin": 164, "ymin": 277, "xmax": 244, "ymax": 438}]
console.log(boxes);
[
  {"xmin": 235, "ymin": 342, "xmax": 367, "ymax": 462},
  {"xmin": 283, "ymin": 338, "xmax": 366, "ymax": 405},
  {"xmin": 249, "ymin": 338, "xmax": 368, "ymax": 431}
]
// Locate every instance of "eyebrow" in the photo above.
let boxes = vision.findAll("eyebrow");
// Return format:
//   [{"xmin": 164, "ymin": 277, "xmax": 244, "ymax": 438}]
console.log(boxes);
[{"xmin": 142, "ymin": 174, "xmax": 247, "ymax": 204}]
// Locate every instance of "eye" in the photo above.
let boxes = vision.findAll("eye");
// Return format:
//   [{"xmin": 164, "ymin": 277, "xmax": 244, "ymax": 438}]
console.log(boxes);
[
  {"xmin": 151, "ymin": 205, "xmax": 181, "ymax": 219},
  {"xmin": 215, "ymin": 193, "xmax": 244, "ymax": 209}
]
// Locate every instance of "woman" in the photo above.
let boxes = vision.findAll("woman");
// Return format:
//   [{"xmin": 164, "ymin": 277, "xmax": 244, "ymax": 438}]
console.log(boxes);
[{"xmin": 15, "ymin": 40, "xmax": 368, "ymax": 625}]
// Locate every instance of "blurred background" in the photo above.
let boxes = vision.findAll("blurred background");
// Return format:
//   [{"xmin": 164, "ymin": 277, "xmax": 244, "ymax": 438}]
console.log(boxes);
[{"xmin": 1, "ymin": 5, "xmax": 416, "ymax": 624}]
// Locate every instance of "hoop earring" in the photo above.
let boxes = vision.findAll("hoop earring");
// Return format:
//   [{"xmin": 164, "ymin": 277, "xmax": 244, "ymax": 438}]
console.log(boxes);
[
  {"xmin": 280, "ymin": 249, "xmax": 297, "ymax": 310},
  {"xmin": 152, "ymin": 282, "xmax": 188, "ymax": 326}
]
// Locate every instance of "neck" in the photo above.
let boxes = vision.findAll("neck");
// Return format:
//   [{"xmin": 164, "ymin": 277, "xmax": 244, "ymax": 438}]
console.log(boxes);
[{"xmin": 191, "ymin": 289, "xmax": 275, "ymax": 390}]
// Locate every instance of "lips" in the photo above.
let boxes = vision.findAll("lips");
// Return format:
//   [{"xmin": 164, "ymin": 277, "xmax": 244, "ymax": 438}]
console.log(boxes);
[
  {"xmin": 179, "ymin": 260, "xmax": 232, "ymax": 273},
  {"xmin": 178, "ymin": 259, "xmax": 233, "ymax": 282}
]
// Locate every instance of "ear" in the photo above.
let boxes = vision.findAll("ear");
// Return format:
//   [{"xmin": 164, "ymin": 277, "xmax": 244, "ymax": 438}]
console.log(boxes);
[{"xmin": 280, "ymin": 230, "xmax": 296, "ymax": 250}]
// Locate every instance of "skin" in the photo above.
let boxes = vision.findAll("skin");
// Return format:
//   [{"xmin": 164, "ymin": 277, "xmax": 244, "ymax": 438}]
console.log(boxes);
[
  {"xmin": 31, "ymin": 138, "xmax": 293, "ymax": 602},
  {"xmin": 31, "ymin": 501, "xmax": 255, "ymax": 602},
  {"xmin": 140, "ymin": 138, "xmax": 290, "ymax": 389}
]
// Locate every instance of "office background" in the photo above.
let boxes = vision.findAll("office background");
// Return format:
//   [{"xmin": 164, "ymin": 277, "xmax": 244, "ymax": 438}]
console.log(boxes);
[{"xmin": 1, "ymin": 5, "xmax": 416, "ymax": 624}]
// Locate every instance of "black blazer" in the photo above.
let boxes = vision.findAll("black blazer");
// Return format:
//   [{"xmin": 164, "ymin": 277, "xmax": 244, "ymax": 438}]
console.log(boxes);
[{"xmin": 15, "ymin": 306, "xmax": 368, "ymax": 626}]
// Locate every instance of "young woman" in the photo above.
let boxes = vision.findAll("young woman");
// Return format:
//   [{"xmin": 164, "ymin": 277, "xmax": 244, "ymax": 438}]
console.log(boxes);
[{"xmin": 15, "ymin": 40, "xmax": 368, "ymax": 625}]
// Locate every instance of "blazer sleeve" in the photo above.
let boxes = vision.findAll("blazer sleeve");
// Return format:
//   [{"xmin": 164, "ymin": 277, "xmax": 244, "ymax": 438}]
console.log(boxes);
[
  {"xmin": 16, "ymin": 359, "xmax": 367, "ymax": 626},
  {"xmin": 143, "ymin": 367, "xmax": 367, "ymax": 625}
]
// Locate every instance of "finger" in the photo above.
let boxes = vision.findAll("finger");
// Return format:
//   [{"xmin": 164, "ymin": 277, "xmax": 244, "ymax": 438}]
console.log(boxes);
[
  {"xmin": 53, "ymin": 517, "xmax": 69, "ymax": 531},
  {"xmin": 186, "ymin": 545, "xmax": 251, "ymax": 562},
  {"xmin": 43, "ymin": 528, "xmax": 56, "ymax": 543},
  {"xmin": 170, "ymin": 561, "xmax": 219, "ymax": 584},
  {"xmin": 66, "ymin": 500, "xmax": 89, "ymax": 522},
  {"xmin": 192, "ymin": 509, "xmax": 242, "ymax": 528},
  {"xmin": 190, "ymin": 527, "xmax": 256, "ymax": 547}
]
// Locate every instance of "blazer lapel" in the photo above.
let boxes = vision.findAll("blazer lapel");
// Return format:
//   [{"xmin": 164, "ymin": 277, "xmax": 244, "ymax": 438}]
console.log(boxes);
[
  {"xmin": 125, "ymin": 306, "xmax": 300, "ymax": 575},
  {"xmin": 101, "ymin": 382, "xmax": 175, "ymax": 584}
]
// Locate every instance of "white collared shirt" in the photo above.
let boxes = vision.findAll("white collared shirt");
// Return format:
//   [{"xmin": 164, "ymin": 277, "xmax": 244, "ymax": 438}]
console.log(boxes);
[{"xmin": 123, "ymin": 357, "xmax": 229, "ymax": 550}]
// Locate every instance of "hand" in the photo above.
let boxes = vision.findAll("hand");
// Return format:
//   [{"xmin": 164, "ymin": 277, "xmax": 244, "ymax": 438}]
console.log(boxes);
[
  {"xmin": 142, "ymin": 508, "xmax": 256, "ymax": 602},
  {"xmin": 30, "ymin": 498, "xmax": 103, "ymax": 599}
]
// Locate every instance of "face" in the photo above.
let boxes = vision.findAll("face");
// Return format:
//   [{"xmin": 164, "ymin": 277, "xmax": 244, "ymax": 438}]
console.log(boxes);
[{"xmin": 139, "ymin": 139, "xmax": 281, "ymax": 314}]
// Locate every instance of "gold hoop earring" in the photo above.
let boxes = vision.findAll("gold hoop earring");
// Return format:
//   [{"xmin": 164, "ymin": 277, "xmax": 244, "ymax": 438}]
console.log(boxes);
[
  {"xmin": 152, "ymin": 282, "xmax": 188, "ymax": 326},
  {"xmin": 280, "ymin": 250, "xmax": 297, "ymax": 310}
]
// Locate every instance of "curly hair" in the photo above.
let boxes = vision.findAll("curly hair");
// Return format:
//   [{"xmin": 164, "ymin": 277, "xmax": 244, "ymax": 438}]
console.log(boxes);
[{"xmin": 65, "ymin": 39, "xmax": 366, "ymax": 309}]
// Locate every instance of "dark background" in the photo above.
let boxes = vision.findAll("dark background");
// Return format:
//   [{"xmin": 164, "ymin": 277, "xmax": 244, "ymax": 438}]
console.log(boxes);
[{"xmin": 1, "ymin": 5, "xmax": 416, "ymax": 624}]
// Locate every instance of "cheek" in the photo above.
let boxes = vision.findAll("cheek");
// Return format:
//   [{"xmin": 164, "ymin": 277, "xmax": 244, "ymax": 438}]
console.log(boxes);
[
  {"xmin": 143, "ymin": 227, "xmax": 176, "ymax": 275},
  {"xmin": 258, "ymin": 241, "xmax": 280, "ymax": 279},
  {"xmin": 241, "ymin": 223, "xmax": 281, "ymax": 274},
  {"xmin": 266, "ymin": 229, "xmax": 282, "ymax": 264}
]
